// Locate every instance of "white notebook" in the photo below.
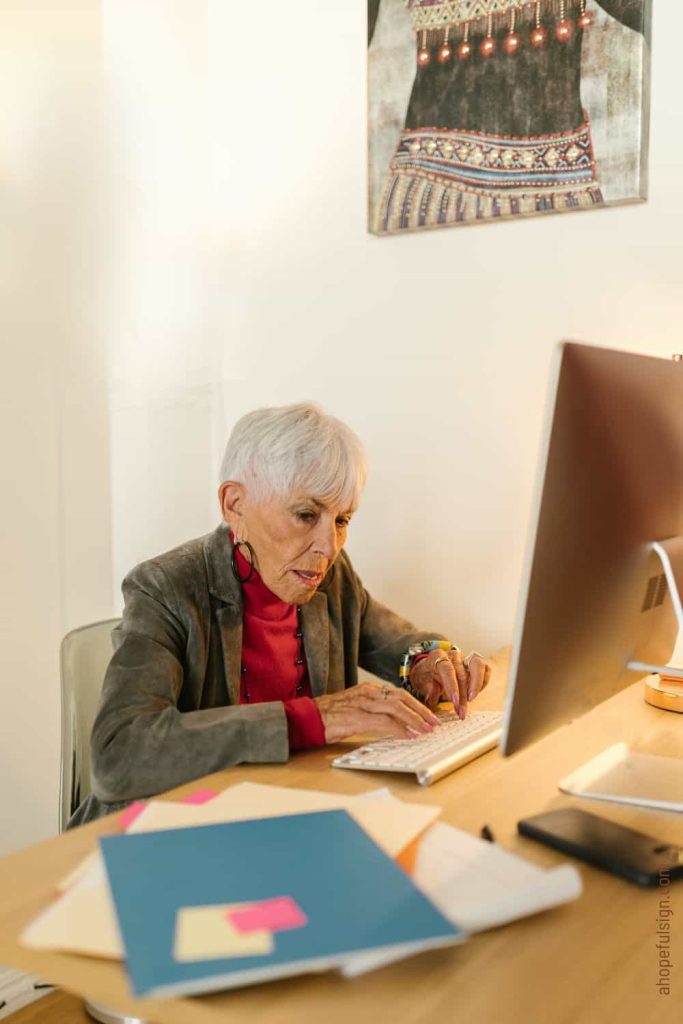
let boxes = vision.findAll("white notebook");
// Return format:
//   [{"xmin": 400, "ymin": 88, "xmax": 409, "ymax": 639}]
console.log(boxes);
[
  {"xmin": 558, "ymin": 743, "xmax": 683, "ymax": 813},
  {"xmin": 342, "ymin": 814, "xmax": 582, "ymax": 977}
]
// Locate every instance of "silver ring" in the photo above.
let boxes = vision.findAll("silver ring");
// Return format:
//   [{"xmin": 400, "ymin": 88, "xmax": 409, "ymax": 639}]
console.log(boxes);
[
  {"xmin": 464, "ymin": 651, "xmax": 484, "ymax": 670},
  {"xmin": 380, "ymin": 684, "xmax": 391, "ymax": 700},
  {"xmin": 433, "ymin": 656, "xmax": 450, "ymax": 669}
]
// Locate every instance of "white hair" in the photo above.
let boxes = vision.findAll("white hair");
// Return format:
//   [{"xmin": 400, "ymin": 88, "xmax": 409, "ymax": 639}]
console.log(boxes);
[{"xmin": 219, "ymin": 403, "xmax": 367, "ymax": 510}]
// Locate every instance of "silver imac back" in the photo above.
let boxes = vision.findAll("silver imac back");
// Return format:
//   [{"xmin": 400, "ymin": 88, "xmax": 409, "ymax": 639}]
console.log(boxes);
[{"xmin": 500, "ymin": 342, "xmax": 683, "ymax": 757}]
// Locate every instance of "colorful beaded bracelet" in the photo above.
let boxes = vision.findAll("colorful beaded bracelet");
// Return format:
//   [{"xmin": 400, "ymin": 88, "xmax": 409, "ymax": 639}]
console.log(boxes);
[{"xmin": 399, "ymin": 639, "xmax": 461, "ymax": 702}]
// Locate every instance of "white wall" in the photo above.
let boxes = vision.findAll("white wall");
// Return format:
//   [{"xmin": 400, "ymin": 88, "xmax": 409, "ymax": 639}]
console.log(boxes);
[
  {"xmin": 0, "ymin": 2, "xmax": 112, "ymax": 858},
  {"xmin": 103, "ymin": 1, "xmax": 220, "ymax": 576},
  {"xmin": 108, "ymin": 0, "xmax": 682, "ymax": 660}
]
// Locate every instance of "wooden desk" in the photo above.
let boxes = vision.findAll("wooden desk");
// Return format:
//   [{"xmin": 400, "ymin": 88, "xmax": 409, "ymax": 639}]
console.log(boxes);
[{"xmin": 1, "ymin": 651, "xmax": 682, "ymax": 1024}]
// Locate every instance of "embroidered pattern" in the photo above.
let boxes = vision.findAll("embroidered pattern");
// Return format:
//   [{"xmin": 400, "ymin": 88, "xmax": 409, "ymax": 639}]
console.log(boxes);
[
  {"xmin": 408, "ymin": 0, "xmax": 580, "ymax": 32},
  {"xmin": 377, "ymin": 115, "xmax": 602, "ymax": 232}
]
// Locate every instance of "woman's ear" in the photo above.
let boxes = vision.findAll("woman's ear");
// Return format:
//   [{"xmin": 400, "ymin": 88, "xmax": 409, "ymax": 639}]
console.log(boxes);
[{"xmin": 218, "ymin": 481, "xmax": 246, "ymax": 540}]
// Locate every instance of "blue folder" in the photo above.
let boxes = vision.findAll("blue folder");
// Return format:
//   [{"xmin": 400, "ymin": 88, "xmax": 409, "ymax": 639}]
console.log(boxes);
[{"xmin": 99, "ymin": 809, "xmax": 463, "ymax": 997}]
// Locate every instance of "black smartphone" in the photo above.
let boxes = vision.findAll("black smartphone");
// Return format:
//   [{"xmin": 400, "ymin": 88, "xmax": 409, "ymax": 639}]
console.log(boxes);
[{"xmin": 518, "ymin": 807, "xmax": 683, "ymax": 887}]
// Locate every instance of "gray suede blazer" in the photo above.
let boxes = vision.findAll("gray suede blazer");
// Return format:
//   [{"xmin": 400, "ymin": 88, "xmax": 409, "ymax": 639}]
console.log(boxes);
[{"xmin": 68, "ymin": 523, "xmax": 444, "ymax": 827}]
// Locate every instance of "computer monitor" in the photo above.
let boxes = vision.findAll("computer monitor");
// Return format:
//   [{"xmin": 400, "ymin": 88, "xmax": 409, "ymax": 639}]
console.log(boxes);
[{"xmin": 500, "ymin": 342, "xmax": 683, "ymax": 757}]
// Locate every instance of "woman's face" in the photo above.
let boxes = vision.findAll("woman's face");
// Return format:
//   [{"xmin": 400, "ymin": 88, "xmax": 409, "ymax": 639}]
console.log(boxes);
[{"xmin": 221, "ymin": 484, "xmax": 354, "ymax": 604}]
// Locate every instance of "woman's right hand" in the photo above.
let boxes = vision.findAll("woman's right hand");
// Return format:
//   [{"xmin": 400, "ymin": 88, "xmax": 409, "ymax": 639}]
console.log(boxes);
[{"xmin": 314, "ymin": 682, "xmax": 440, "ymax": 744}]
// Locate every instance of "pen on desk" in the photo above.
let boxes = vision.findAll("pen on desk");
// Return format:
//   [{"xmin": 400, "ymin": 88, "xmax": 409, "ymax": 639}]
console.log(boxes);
[{"xmin": 480, "ymin": 824, "xmax": 496, "ymax": 843}]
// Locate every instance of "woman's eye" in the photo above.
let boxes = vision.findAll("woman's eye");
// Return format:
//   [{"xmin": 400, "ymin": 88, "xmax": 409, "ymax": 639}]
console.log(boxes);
[
  {"xmin": 337, "ymin": 519, "xmax": 350, "ymax": 529},
  {"xmin": 296, "ymin": 511, "xmax": 316, "ymax": 523}
]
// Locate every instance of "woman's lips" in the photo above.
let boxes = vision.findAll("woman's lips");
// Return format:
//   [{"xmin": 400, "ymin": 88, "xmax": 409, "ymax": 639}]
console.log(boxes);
[{"xmin": 292, "ymin": 569, "xmax": 323, "ymax": 588}]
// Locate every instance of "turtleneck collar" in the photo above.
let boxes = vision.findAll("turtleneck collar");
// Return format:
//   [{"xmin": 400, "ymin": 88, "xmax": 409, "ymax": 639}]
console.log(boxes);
[{"xmin": 231, "ymin": 532, "xmax": 295, "ymax": 621}]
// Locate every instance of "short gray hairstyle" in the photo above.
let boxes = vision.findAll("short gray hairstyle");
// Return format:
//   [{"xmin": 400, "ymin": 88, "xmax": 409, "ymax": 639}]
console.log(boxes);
[{"xmin": 219, "ymin": 402, "xmax": 367, "ymax": 510}]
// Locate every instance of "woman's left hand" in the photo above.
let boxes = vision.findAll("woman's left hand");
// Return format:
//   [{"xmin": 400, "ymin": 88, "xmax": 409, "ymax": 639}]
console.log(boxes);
[{"xmin": 409, "ymin": 649, "xmax": 492, "ymax": 719}]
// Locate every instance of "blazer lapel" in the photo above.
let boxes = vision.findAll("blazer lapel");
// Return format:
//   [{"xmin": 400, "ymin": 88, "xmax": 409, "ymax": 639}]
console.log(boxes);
[
  {"xmin": 301, "ymin": 592, "xmax": 329, "ymax": 697},
  {"xmin": 204, "ymin": 523, "xmax": 241, "ymax": 605},
  {"xmin": 216, "ymin": 604, "xmax": 243, "ymax": 706},
  {"xmin": 204, "ymin": 524, "xmax": 244, "ymax": 706}
]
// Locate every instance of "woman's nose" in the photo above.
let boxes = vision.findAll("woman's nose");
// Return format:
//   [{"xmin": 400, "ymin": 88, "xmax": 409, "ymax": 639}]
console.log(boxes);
[{"xmin": 312, "ymin": 519, "xmax": 339, "ymax": 560}]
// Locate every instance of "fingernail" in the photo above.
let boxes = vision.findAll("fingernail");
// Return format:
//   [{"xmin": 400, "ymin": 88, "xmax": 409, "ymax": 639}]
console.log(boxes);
[
  {"xmin": 458, "ymin": 705, "xmax": 466, "ymax": 720},
  {"xmin": 467, "ymin": 688, "xmax": 474, "ymax": 701}
]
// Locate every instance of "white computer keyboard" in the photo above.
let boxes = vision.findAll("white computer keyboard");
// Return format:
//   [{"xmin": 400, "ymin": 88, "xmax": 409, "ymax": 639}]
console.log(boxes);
[{"xmin": 331, "ymin": 710, "xmax": 504, "ymax": 786}]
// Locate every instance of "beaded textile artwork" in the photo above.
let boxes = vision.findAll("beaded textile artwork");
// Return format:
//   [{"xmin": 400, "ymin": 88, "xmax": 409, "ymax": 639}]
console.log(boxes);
[
  {"xmin": 410, "ymin": 0, "xmax": 595, "ymax": 70},
  {"xmin": 368, "ymin": 0, "xmax": 650, "ymax": 235},
  {"xmin": 378, "ymin": 116, "xmax": 602, "ymax": 231},
  {"xmin": 408, "ymin": 0, "xmax": 586, "ymax": 32}
]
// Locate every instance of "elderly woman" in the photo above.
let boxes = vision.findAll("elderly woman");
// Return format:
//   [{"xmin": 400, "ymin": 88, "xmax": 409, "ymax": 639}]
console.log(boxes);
[{"xmin": 69, "ymin": 403, "xmax": 491, "ymax": 826}]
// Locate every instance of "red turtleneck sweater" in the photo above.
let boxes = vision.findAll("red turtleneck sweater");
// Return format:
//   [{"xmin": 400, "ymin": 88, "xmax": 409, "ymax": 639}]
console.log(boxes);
[{"xmin": 233, "ymin": 541, "xmax": 326, "ymax": 751}]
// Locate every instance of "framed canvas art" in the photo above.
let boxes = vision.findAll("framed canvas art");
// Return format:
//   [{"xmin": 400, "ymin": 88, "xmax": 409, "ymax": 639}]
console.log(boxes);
[{"xmin": 368, "ymin": 0, "xmax": 652, "ymax": 234}]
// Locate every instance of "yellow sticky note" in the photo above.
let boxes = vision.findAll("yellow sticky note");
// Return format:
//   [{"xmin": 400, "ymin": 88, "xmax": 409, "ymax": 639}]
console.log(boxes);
[{"xmin": 173, "ymin": 904, "xmax": 274, "ymax": 962}]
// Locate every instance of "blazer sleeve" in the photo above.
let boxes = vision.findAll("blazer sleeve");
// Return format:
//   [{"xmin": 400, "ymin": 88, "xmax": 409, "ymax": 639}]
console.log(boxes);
[
  {"xmin": 353, "ymin": 564, "xmax": 449, "ymax": 684},
  {"xmin": 90, "ymin": 563, "xmax": 289, "ymax": 805}
]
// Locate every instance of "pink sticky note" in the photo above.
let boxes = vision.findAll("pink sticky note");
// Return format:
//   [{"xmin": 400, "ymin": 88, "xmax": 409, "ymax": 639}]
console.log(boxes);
[
  {"xmin": 120, "ymin": 801, "xmax": 147, "ymax": 831},
  {"xmin": 181, "ymin": 788, "xmax": 219, "ymax": 806},
  {"xmin": 227, "ymin": 897, "xmax": 308, "ymax": 935}
]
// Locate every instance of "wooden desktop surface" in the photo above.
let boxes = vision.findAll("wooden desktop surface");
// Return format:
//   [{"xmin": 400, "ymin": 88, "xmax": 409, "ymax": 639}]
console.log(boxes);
[{"xmin": 1, "ymin": 650, "xmax": 682, "ymax": 1024}]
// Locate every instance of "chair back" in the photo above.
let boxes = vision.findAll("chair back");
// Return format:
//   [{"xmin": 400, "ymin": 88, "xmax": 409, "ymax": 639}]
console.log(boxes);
[{"xmin": 59, "ymin": 619, "xmax": 121, "ymax": 832}]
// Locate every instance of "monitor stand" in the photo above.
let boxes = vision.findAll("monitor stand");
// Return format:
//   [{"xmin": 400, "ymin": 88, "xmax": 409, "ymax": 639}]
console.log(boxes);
[
  {"xmin": 559, "ymin": 538, "xmax": 683, "ymax": 808},
  {"xmin": 84, "ymin": 999, "xmax": 148, "ymax": 1024},
  {"xmin": 626, "ymin": 537, "xmax": 683, "ymax": 712}
]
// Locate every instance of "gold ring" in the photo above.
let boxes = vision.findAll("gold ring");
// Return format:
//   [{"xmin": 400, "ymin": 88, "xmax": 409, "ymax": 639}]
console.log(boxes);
[
  {"xmin": 433, "ymin": 656, "xmax": 449, "ymax": 669},
  {"xmin": 381, "ymin": 685, "xmax": 391, "ymax": 700},
  {"xmin": 464, "ymin": 651, "xmax": 483, "ymax": 670}
]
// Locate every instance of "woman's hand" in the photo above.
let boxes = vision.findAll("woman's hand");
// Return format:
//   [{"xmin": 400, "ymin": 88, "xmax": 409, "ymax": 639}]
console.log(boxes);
[
  {"xmin": 314, "ymin": 683, "xmax": 440, "ymax": 744},
  {"xmin": 409, "ymin": 650, "xmax": 491, "ymax": 719}
]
